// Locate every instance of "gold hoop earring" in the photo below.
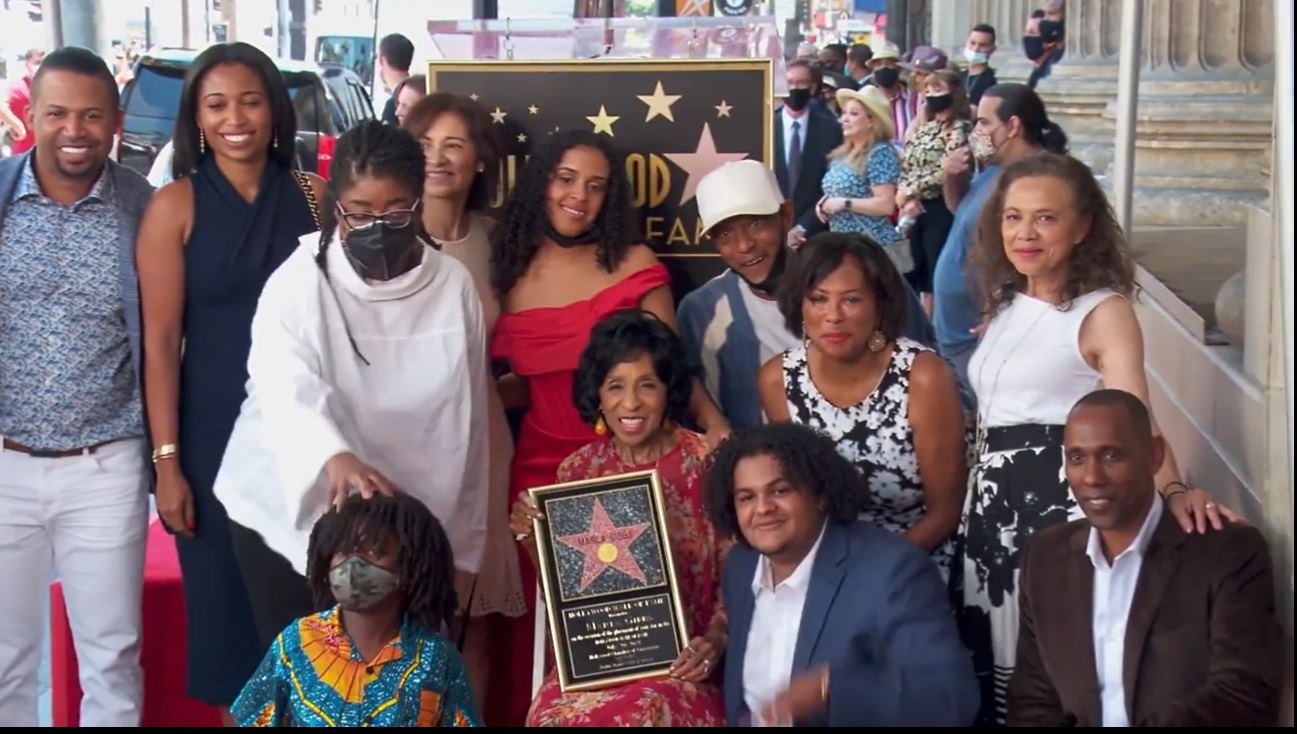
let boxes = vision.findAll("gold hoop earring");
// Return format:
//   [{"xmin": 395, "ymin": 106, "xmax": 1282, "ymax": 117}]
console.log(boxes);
[
  {"xmin": 867, "ymin": 330, "xmax": 888, "ymax": 352},
  {"xmin": 198, "ymin": 128, "xmax": 206, "ymax": 155},
  {"xmin": 594, "ymin": 415, "xmax": 608, "ymax": 435}
]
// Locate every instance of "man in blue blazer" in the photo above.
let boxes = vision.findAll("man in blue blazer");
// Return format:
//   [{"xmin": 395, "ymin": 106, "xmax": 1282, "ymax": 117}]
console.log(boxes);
[
  {"xmin": 702, "ymin": 423, "xmax": 979, "ymax": 727},
  {"xmin": 0, "ymin": 47, "xmax": 154, "ymax": 726}
]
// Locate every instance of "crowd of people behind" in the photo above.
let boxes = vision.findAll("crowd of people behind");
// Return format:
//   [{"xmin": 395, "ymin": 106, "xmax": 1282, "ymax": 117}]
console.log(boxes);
[{"xmin": 0, "ymin": 12, "xmax": 1287, "ymax": 731}]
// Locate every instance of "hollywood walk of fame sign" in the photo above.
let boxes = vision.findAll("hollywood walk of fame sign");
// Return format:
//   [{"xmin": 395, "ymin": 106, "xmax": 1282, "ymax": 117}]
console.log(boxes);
[
  {"xmin": 527, "ymin": 469, "xmax": 689, "ymax": 692},
  {"xmin": 425, "ymin": 58, "xmax": 774, "ymax": 298}
]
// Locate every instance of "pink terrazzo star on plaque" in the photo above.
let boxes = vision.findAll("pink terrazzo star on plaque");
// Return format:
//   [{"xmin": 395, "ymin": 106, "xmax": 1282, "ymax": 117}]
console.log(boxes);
[{"xmin": 556, "ymin": 498, "xmax": 650, "ymax": 592}]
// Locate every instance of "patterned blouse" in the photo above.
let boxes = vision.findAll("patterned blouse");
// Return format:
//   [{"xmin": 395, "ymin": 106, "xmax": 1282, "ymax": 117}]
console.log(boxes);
[
  {"xmin": 526, "ymin": 429, "xmax": 729, "ymax": 727},
  {"xmin": 898, "ymin": 118, "xmax": 973, "ymax": 202},
  {"xmin": 820, "ymin": 142, "xmax": 902, "ymax": 245},
  {"xmin": 232, "ymin": 607, "xmax": 482, "ymax": 727}
]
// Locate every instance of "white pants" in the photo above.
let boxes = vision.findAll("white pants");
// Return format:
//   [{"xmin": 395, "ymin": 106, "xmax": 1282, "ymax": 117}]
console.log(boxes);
[{"xmin": 0, "ymin": 438, "xmax": 149, "ymax": 727}]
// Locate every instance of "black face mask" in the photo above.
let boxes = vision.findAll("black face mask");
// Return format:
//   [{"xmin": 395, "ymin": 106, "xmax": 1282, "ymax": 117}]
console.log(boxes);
[
  {"xmin": 734, "ymin": 243, "xmax": 788, "ymax": 297},
  {"xmin": 784, "ymin": 88, "xmax": 812, "ymax": 112},
  {"xmin": 925, "ymin": 93, "xmax": 954, "ymax": 116},
  {"xmin": 872, "ymin": 67, "xmax": 900, "ymax": 88},
  {"xmin": 546, "ymin": 223, "xmax": 601, "ymax": 248},
  {"xmin": 344, "ymin": 223, "xmax": 422, "ymax": 281}
]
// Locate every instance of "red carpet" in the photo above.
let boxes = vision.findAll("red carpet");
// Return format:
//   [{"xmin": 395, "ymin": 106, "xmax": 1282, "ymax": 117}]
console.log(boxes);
[{"xmin": 50, "ymin": 519, "xmax": 225, "ymax": 727}]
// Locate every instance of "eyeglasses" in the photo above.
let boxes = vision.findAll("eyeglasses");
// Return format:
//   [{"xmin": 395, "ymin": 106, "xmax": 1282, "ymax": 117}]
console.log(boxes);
[{"xmin": 336, "ymin": 204, "xmax": 419, "ymax": 230}]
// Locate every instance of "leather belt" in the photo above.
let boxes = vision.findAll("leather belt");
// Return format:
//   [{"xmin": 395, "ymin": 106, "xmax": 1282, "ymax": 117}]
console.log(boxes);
[{"xmin": 1, "ymin": 437, "xmax": 112, "ymax": 458}]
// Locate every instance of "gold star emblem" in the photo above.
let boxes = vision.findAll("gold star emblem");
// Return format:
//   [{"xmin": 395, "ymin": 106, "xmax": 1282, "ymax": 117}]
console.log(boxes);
[
  {"xmin": 517, "ymin": 133, "xmax": 528, "ymax": 143},
  {"xmin": 528, "ymin": 104, "xmax": 539, "ymax": 114},
  {"xmin": 587, "ymin": 105, "xmax": 620, "ymax": 136},
  {"xmin": 490, "ymin": 107, "xmax": 507, "ymax": 124},
  {"xmin": 637, "ymin": 81, "xmax": 682, "ymax": 123},
  {"xmin": 469, "ymin": 93, "xmax": 479, "ymax": 101},
  {"xmin": 715, "ymin": 100, "xmax": 733, "ymax": 117}
]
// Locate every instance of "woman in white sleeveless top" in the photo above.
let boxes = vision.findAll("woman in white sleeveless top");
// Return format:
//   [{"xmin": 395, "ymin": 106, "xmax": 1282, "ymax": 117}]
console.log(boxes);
[
  {"xmin": 956, "ymin": 153, "xmax": 1242, "ymax": 726},
  {"xmin": 404, "ymin": 93, "xmax": 526, "ymax": 702}
]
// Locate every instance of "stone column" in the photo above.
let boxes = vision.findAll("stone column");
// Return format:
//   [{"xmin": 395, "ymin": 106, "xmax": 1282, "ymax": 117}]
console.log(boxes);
[
  {"xmin": 1036, "ymin": 0, "xmax": 1123, "ymax": 171},
  {"xmin": 1103, "ymin": 0, "xmax": 1275, "ymax": 227},
  {"xmin": 928, "ymin": 0, "xmax": 973, "ymax": 55}
]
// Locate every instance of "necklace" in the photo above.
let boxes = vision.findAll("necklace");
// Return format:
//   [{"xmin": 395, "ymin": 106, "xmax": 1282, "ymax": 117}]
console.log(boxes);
[{"xmin": 971, "ymin": 303, "xmax": 1050, "ymax": 465}]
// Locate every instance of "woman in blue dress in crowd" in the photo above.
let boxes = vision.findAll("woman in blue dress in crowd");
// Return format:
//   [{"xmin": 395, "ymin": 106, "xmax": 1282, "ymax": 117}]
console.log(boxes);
[
  {"xmin": 134, "ymin": 41, "xmax": 327, "ymax": 723},
  {"xmin": 232, "ymin": 492, "xmax": 482, "ymax": 727}
]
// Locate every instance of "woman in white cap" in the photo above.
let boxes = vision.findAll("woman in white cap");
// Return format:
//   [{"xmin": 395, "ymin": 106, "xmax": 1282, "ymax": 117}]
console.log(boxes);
[{"xmin": 815, "ymin": 85, "xmax": 903, "ymax": 257}]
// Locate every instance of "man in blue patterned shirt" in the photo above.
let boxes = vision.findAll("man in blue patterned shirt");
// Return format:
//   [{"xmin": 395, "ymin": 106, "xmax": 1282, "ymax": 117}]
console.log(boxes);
[{"xmin": 0, "ymin": 46, "xmax": 155, "ymax": 727}]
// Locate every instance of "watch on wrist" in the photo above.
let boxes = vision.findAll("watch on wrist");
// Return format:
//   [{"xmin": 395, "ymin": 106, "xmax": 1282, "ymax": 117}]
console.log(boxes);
[{"xmin": 843, "ymin": 198, "xmax": 853, "ymax": 212}]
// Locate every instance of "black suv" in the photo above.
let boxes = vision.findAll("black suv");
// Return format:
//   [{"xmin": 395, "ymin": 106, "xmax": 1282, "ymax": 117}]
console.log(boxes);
[{"xmin": 116, "ymin": 48, "xmax": 375, "ymax": 178}]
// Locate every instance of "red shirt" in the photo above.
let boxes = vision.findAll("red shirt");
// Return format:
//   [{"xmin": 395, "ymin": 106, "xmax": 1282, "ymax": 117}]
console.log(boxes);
[{"xmin": 7, "ymin": 75, "xmax": 34, "ymax": 155}]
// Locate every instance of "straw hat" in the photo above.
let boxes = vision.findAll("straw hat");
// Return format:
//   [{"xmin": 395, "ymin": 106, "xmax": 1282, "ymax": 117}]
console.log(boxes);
[{"xmin": 834, "ymin": 85, "xmax": 895, "ymax": 141}]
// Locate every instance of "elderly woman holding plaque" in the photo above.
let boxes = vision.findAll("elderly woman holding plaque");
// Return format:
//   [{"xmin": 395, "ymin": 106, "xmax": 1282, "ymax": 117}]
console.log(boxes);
[{"xmin": 509, "ymin": 309, "xmax": 728, "ymax": 727}]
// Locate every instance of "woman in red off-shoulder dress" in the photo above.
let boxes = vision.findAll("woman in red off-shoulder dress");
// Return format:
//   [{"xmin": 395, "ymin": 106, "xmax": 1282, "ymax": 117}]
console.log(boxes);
[{"xmin": 484, "ymin": 130, "xmax": 731, "ymax": 726}]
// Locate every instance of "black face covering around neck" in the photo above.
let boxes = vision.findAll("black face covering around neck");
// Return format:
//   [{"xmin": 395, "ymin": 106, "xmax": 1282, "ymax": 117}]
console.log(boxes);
[
  {"xmin": 734, "ymin": 245, "xmax": 788, "ymax": 297},
  {"xmin": 546, "ymin": 223, "xmax": 602, "ymax": 248},
  {"xmin": 343, "ymin": 223, "xmax": 422, "ymax": 281}
]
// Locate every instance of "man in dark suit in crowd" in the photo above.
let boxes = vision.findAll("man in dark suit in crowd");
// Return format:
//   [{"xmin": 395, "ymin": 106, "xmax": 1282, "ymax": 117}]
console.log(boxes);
[
  {"xmin": 1009, "ymin": 389, "xmax": 1283, "ymax": 727},
  {"xmin": 774, "ymin": 59, "xmax": 841, "ymax": 248},
  {"xmin": 376, "ymin": 33, "xmax": 414, "ymax": 124}
]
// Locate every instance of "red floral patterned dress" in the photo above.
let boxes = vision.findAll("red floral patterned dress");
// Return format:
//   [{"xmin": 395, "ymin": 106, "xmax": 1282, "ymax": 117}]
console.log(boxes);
[{"xmin": 525, "ymin": 429, "xmax": 728, "ymax": 727}]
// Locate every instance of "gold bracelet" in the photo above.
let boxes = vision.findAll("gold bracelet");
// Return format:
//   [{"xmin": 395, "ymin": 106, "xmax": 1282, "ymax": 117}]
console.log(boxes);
[{"xmin": 151, "ymin": 443, "xmax": 179, "ymax": 463}]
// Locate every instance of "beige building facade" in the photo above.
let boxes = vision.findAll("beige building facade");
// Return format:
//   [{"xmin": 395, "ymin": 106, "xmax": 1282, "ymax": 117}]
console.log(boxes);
[{"xmin": 927, "ymin": 0, "xmax": 1293, "ymax": 723}]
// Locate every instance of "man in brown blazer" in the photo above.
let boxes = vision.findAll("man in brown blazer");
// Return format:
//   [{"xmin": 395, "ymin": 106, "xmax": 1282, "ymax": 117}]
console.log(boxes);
[{"xmin": 1008, "ymin": 389, "xmax": 1283, "ymax": 727}]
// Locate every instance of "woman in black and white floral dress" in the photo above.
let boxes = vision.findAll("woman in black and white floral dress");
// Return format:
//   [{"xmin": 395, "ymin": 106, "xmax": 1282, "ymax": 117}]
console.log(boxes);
[{"xmin": 758, "ymin": 232, "xmax": 967, "ymax": 582}]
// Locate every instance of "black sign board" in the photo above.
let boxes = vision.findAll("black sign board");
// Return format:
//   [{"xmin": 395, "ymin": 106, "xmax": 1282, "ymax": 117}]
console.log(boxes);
[
  {"xmin": 426, "ymin": 58, "xmax": 774, "ymax": 297},
  {"xmin": 528, "ymin": 469, "xmax": 689, "ymax": 692}
]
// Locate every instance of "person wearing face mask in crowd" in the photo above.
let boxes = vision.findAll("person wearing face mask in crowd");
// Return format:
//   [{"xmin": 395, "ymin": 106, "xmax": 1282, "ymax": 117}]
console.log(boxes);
[
  {"xmin": 231, "ymin": 492, "xmax": 483, "ymax": 726},
  {"xmin": 961, "ymin": 23, "xmax": 1000, "ymax": 106},
  {"xmin": 212, "ymin": 120, "xmax": 490, "ymax": 664},
  {"xmin": 775, "ymin": 60, "xmax": 843, "ymax": 248},
  {"xmin": 864, "ymin": 42, "xmax": 909, "ymax": 148},
  {"xmin": 844, "ymin": 43, "xmax": 872, "ymax": 86},
  {"xmin": 818, "ymin": 43, "xmax": 848, "ymax": 75},
  {"xmin": 1024, "ymin": 0, "xmax": 1067, "ymax": 89},
  {"xmin": 898, "ymin": 45, "xmax": 949, "ymax": 141},
  {"xmin": 680, "ymin": 161, "xmax": 935, "ymax": 430}
]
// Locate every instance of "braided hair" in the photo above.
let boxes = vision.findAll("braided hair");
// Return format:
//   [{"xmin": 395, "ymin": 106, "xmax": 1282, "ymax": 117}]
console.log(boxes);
[
  {"xmin": 488, "ymin": 129, "xmax": 637, "ymax": 297},
  {"xmin": 314, "ymin": 119, "xmax": 429, "ymax": 364},
  {"xmin": 306, "ymin": 492, "xmax": 458, "ymax": 635}
]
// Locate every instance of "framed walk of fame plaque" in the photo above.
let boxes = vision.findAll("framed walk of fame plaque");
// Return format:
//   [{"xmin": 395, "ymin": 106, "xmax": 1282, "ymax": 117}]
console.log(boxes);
[
  {"xmin": 424, "ymin": 58, "xmax": 774, "ymax": 300},
  {"xmin": 528, "ymin": 469, "xmax": 689, "ymax": 692}
]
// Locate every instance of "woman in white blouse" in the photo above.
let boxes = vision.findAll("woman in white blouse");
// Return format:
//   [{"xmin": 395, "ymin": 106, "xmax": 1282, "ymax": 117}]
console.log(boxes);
[{"xmin": 213, "ymin": 120, "xmax": 489, "ymax": 639}]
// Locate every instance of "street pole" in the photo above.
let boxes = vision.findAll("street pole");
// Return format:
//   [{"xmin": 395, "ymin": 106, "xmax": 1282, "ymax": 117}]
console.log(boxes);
[
  {"xmin": 54, "ymin": 0, "xmax": 110, "ymax": 59},
  {"xmin": 277, "ymin": 0, "xmax": 292, "ymax": 58}
]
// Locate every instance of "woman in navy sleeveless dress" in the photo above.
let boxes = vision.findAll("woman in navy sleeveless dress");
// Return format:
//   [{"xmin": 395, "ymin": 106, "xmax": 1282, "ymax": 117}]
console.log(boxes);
[{"xmin": 135, "ymin": 43, "xmax": 324, "ymax": 716}]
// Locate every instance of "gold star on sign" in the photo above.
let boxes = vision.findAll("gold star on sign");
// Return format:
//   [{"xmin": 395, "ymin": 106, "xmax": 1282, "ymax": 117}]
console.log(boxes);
[
  {"xmin": 587, "ymin": 105, "xmax": 619, "ymax": 136},
  {"xmin": 517, "ymin": 133, "xmax": 528, "ymax": 143},
  {"xmin": 490, "ymin": 107, "xmax": 507, "ymax": 124},
  {"xmin": 528, "ymin": 104, "xmax": 539, "ymax": 114},
  {"xmin": 469, "ymin": 93, "xmax": 479, "ymax": 101},
  {"xmin": 637, "ymin": 81, "xmax": 682, "ymax": 123},
  {"xmin": 715, "ymin": 100, "xmax": 733, "ymax": 117}
]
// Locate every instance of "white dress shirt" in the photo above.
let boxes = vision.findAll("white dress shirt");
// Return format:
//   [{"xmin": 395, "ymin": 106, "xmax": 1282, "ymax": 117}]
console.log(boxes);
[
  {"xmin": 742, "ymin": 523, "xmax": 827, "ymax": 725},
  {"xmin": 781, "ymin": 107, "xmax": 809, "ymax": 169},
  {"xmin": 1087, "ymin": 493, "xmax": 1164, "ymax": 728},
  {"xmin": 214, "ymin": 236, "xmax": 490, "ymax": 575}
]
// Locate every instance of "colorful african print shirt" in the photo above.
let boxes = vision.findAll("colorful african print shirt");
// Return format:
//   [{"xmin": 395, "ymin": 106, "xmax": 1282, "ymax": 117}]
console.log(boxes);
[{"xmin": 232, "ymin": 607, "xmax": 482, "ymax": 727}]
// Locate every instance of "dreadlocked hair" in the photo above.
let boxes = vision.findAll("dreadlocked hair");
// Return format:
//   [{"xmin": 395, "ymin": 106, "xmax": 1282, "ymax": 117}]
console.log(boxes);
[
  {"xmin": 489, "ymin": 129, "xmax": 638, "ymax": 297},
  {"xmin": 314, "ymin": 119, "xmax": 431, "ymax": 276},
  {"xmin": 313, "ymin": 120, "xmax": 430, "ymax": 365},
  {"xmin": 306, "ymin": 492, "xmax": 458, "ymax": 635}
]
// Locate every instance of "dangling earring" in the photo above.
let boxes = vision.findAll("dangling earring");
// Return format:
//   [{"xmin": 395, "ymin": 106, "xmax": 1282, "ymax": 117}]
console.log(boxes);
[
  {"xmin": 198, "ymin": 128, "xmax": 206, "ymax": 155},
  {"xmin": 476, "ymin": 163, "xmax": 485, "ymax": 173},
  {"xmin": 594, "ymin": 414, "xmax": 608, "ymax": 435},
  {"xmin": 272, "ymin": 133, "xmax": 279, "ymax": 149},
  {"xmin": 868, "ymin": 329, "xmax": 888, "ymax": 352}
]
